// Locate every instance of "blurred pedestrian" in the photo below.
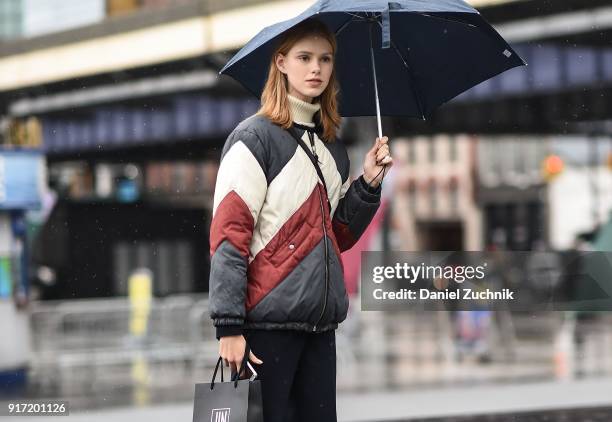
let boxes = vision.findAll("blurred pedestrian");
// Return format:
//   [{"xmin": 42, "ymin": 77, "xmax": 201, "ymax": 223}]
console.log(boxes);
[{"xmin": 209, "ymin": 18, "xmax": 393, "ymax": 422}]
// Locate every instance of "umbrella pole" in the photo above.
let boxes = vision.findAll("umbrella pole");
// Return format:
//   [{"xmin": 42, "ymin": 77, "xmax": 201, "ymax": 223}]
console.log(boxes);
[
  {"xmin": 368, "ymin": 21, "xmax": 389, "ymax": 184},
  {"xmin": 369, "ymin": 23, "xmax": 383, "ymax": 140}
]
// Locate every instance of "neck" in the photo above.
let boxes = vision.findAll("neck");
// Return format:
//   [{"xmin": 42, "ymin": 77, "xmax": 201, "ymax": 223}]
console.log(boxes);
[{"xmin": 288, "ymin": 94, "xmax": 321, "ymax": 127}]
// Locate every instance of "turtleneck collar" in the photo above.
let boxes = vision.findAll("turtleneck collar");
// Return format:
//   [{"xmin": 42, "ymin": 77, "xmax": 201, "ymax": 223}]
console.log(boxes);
[{"xmin": 288, "ymin": 94, "xmax": 321, "ymax": 127}]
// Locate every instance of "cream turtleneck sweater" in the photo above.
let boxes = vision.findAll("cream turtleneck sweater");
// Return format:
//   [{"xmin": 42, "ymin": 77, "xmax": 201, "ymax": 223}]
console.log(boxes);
[{"xmin": 288, "ymin": 94, "xmax": 320, "ymax": 127}]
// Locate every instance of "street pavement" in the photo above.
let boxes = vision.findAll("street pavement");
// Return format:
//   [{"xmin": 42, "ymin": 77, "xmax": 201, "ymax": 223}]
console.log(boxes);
[{"xmin": 5, "ymin": 377, "xmax": 612, "ymax": 422}]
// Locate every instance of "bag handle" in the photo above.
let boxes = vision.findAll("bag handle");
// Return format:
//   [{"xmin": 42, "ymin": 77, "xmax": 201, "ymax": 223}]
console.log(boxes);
[
  {"xmin": 231, "ymin": 342, "xmax": 251, "ymax": 387},
  {"xmin": 210, "ymin": 341, "xmax": 252, "ymax": 390},
  {"xmin": 210, "ymin": 356, "xmax": 225, "ymax": 390},
  {"xmin": 287, "ymin": 126, "xmax": 332, "ymax": 214}
]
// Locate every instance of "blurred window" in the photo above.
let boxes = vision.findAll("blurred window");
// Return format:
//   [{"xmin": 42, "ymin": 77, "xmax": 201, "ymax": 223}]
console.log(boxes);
[
  {"xmin": 449, "ymin": 178, "xmax": 459, "ymax": 211},
  {"xmin": 408, "ymin": 139, "xmax": 416, "ymax": 164},
  {"xmin": 408, "ymin": 179, "xmax": 417, "ymax": 213},
  {"xmin": 429, "ymin": 179, "xmax": 437, "ymax": 212},
  {"xmin": 449, "ymin": 137, "xmax": 458, "ymax": 162},
  {"xmin": 428, "ymin": 140, "xmax": 436, "ymax": 163}
]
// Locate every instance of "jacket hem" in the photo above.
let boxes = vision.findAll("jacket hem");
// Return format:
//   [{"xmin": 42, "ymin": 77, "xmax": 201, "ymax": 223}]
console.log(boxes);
[{"xmin": 242, "ymin": 321, "xmax": 338, "ymax": 332}]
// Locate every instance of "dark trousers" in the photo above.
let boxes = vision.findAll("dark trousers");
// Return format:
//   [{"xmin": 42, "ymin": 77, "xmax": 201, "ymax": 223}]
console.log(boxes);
[{"xmin": 243, "ymin": 329, "xmax": 337, "ymax": 422}]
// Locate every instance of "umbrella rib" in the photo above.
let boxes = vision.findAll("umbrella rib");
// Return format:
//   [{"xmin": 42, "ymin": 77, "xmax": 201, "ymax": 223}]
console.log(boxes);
[
  {"xmin": 336, "ymin": 12, "xmax": 374, "ymax": 36},
  {"xmin": 344, "ymin": 12, "xmax": 367, "ymax": 20},
  {"xmin": 375, "ymin": 21, "xmax": 426, "ymax": 120},
  {"xmin": 335, "ymin": 15, "xmax": 358, "ymax": 36},
  {"xmin": 418, "ymin": 13, "xmax": 477, "ymax": 29},
  {"xmin": 336, "ymin": 12, "xmax": 382, "ymax": 36},
  {"xmin": 393, "ymin": 41, "xmax": 426, "ymax": 120}
]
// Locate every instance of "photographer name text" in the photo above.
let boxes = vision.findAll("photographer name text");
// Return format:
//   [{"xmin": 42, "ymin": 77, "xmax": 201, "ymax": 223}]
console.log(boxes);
[{"xmin": 372, "ymin": 288, "xmax": 515, "ymax": 301}]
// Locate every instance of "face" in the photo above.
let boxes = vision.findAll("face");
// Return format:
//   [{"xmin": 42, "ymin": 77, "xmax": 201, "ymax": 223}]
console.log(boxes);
[{"xmin": 275, "ymin": 34, "xmax": 333, "ymax": 103}]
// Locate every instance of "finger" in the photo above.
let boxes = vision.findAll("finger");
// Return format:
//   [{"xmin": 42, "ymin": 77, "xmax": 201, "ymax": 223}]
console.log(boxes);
[
  {"xmin": 375, "ymin": 145, "xmax": 389, "ymax": 157},
  {"xmin": 377, "ymin": 145, "xmax": 389, "ymax": 156},
  {"xmin": 250, "ymin": 351, "xmax": 263, "ymax": 364},
  {"xmin": 375, "ymin": 158, "xmax": 391, "ymax": 169},
  {"xmin": 377, "ymin": 152, "xmax": 390, "ymax": 163},
  {"xmin": 374, "ymin": 137, "xmax": 387, "ymax": 149},
  {"xmin": 369, "ymin": 138, "xmax": 381, "ymax": 153}
]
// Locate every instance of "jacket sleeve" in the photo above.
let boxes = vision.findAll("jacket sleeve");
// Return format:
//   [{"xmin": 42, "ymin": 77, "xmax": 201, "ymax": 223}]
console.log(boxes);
[
  {"xmin": 331, "ymin": 173, "xmax": 382, "ymax": 253},
  {"xmin": 209, "ymin": 129, "xmax": 268, "ymax": 340}
]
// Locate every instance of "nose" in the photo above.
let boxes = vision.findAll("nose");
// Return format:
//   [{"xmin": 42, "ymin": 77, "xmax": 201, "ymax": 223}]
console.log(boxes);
[{"xmin": 312, "ymin": 59, "xmax": 322, "ymax": 73}]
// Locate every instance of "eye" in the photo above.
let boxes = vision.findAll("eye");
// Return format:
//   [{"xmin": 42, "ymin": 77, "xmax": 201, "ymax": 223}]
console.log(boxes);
[
  {"xmin": 323, "ymin": 57, "xmax": 331, "ymax": 62},
  {"xmin": 299, "ymin": 56, "xmax": 309, "ymax": 61}
]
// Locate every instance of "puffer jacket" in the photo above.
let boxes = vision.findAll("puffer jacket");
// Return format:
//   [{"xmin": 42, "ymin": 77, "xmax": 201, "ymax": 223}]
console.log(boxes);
[{"xmin": 208, "ymin": 114, "xmax": 381, "ymax": 339}]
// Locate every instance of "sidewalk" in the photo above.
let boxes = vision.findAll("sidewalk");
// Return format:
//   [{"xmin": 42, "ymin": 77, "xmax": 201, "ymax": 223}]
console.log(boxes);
[
  {"xmin": 8, "ymin": 377, "xmax": 612, "ymax": 422},
  {"xmin": 338, "ymin": 377, "xmax": 612, "ymax": 421}
]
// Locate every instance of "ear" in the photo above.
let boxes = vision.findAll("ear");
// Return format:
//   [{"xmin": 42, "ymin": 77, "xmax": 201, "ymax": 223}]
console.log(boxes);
[{"xmin": 275, "ymin": 53, "xmax": 286, "ymax": 74}]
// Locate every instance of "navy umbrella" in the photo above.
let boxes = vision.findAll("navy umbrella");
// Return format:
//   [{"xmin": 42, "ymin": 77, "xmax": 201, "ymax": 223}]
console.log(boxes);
[{"xmin": 219, "ymin": 0, "xmax": 526, "ymax": 139}]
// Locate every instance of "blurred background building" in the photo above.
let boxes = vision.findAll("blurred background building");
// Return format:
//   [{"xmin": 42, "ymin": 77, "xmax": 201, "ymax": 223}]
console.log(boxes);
[{"xmin": 1, "ymin": 0, "xmax": 612, "ymax": 419}]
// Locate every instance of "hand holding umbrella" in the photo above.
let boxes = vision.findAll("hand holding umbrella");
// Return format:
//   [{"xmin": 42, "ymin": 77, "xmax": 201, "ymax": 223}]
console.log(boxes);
[{"xmin": 364, "ymin": 136, "xmax": 393, "ymax": 188}]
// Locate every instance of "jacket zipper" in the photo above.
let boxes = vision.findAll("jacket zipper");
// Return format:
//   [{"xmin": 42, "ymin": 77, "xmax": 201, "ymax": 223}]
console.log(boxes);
[{"xmin": 308, "ymin": 130, "xmax": 329, "ymax": 332}]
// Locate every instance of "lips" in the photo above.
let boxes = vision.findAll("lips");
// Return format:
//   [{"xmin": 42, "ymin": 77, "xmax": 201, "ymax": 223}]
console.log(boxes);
[{"xmin": 307, "ymin": 79, "xmax": 322, "ymax": 83}]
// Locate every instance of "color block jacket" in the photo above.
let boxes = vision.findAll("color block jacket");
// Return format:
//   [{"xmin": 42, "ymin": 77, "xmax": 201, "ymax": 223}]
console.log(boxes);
[{"xmin": 209, "ymin": 114, "xmax": 381, "ymax": 339}]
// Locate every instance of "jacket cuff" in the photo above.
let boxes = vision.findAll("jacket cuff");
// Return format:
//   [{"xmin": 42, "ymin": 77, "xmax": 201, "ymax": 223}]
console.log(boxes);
[
  {"xmin": 357, "ymin": 175, "xmax": 382, "ymax": 202},
  {"xmin": 216, "ymin": 325, "xmax": 244, "ymax": 340}
]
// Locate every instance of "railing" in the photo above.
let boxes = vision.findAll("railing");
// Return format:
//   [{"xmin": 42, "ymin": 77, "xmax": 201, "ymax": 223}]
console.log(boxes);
[{"xmin": 25, "ymin": 295, "xmax": 612, "ymax": 409}]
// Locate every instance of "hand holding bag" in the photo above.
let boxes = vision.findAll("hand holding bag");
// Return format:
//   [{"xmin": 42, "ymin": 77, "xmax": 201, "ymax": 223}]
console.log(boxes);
[{"xmin": 192, "ymin": 342, "xmax": 263, "ymax": 422}]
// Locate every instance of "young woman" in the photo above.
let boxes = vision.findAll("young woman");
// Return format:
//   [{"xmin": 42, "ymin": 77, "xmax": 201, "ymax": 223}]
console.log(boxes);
[{"xmin": 209, "ymin": 18, "xmax": 393, "ymax": 422}]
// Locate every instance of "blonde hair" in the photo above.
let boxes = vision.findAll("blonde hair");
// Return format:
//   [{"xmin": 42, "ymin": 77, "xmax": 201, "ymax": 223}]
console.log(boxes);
[{"xmin": 255, "ymin": 18, "xmax": 341, "ymax": 142}]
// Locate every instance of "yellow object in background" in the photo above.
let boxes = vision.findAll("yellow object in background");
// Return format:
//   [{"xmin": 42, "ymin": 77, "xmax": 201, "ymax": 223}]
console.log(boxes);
[
  {"xmin": 128, "ymin": 269, "xmax": 153, "ymax": 337},
  {"xmin": 107, "ymin": 0, "xmax": 140, "ymax": 17},
  {"xmin": 131, "ymin": 351, "xmax": 151, "ymax": 407}
]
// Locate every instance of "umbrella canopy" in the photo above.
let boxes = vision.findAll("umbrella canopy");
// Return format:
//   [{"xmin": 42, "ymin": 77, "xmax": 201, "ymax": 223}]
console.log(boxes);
[{"xmin": 219, "ymin": 0, "xmax": 527, "ymax": 120}]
